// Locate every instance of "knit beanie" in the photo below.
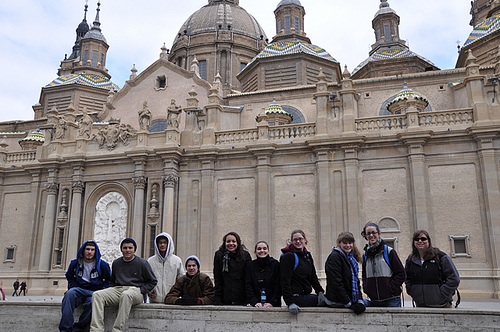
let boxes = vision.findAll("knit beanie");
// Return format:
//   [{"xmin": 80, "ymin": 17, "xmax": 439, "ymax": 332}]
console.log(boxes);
[
  {"xmin": 120, "ymin": 238, "xmax": 137, "ymax": 251},
  {"xmin": 185, "ymin": 255, "xmax": 201, "ymax": 268}
]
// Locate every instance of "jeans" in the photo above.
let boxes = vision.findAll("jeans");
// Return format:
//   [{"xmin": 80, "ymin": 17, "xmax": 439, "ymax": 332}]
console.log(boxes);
[
  {"xmin": 292, "ymin": 294, "xmax": 318, "ymax": 307},
  {"xmin": 59, "ymin": 287, "xmax": 94, "ymax": 332},
  {"xmin": 365, "ymin": 296, "xmax": 401, "ymax": 307}
]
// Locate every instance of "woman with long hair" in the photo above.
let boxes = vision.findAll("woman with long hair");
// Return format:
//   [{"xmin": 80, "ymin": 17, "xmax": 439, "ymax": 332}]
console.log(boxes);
[
  {"xmin": 405, "ymin": 230, "xmax": 460, "ymax": 307},
  {"xmin": 325, "ymin": 232, "xmax": 366, "ymax": 314},
  {"xmin": 280, "ymin": 229, "xmax": 325, "ymax": 314},
  {"xmin": 245, "ymin": 241, "xmax": 281, "ymax": 308},
  {"xmin": 361, "ymin": 222, "xmax": 405, "ymax": 307},
  {"xmin": 213, "ymin": 232, "xmax": 251, "ymax": 305}
]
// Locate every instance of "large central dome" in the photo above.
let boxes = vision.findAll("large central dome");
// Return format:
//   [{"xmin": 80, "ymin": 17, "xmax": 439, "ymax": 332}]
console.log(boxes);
[
  {"xmin": 173, "ymin": 1, "xmax": 267, "ymax": 44},
  {"xmin": 169, "ymin": 0, "xmax": 268, "ymax": 92}
]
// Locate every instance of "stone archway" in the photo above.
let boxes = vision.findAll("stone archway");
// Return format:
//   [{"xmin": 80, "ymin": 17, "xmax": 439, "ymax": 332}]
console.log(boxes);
[{"xmin": 94, "ymin": 192, "xmax": 128, "ymax": 263}]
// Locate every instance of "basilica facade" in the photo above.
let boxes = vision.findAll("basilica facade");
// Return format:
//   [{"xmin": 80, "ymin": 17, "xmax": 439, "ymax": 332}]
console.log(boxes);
[{"xmin": 1, "ymin": 0, "xmax": 500, "ymax": 299}]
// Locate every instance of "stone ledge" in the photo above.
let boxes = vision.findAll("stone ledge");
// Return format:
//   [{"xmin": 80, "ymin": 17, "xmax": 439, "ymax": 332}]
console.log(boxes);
[{"xmin": 1, "ymin": 302, "xmax": 499, "ymax": 331}]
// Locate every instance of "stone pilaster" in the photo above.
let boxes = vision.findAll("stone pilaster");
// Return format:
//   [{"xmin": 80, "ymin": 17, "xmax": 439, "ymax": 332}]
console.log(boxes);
[
  {"xmin": 343, "ymin": 144, "xmax": 361, "ymax": 236},
  {"xmin": 39, "ymin": 171, "xmax": 59, "ymax": 273},
  {"xmin": 132, "ymin": 172, "xmax": 147, "ymax": 256},
  {"xmin": 254, "ymin": 151, "xmax": 273, "ymax": 243},
  {"xmin": 471, "ymin": 130, "xmax": 500, "ymax": 298},
  {"xmin": 315, "ymin": 148, "xmax": 333, "ymax": 264},
  {"xmin": 313, "ymin": 68, "xmax": 330, "ymax": 136},
  {"xmin": 67, "ymin": 166, "xmax": 84, "ymax": 260},
  {"xmin": 463, "ymin": 50, "xmax": 490, "ymax": 124},
  {"xmin": 199, "ymin": 157, "xmax": 215, "ymax": 271},
  {"xmin": 162, "ymin": 173, "xmax": 178, "ymax": 237},
  {"xmin": 339, "ymin": 67, "xmax": 358, "ymax": 136},
  {"xmin": 399, "ymin": 132, "xmax": 433, "ymax": 233}
]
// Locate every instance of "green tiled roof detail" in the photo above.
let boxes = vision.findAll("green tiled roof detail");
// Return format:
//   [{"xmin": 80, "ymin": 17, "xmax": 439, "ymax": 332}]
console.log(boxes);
[
  {"xmin": 19, "ymin": 129, "xmax": 45, "ymax": 144},
  {"xmin": 242, "ymin": 40, "xmax": 337, "ymax": 74},
  {"xmin": 352, "ymin": 46, "xmax": 436, "ymax": 75},
  {"xmin": 45, "ymin": 74, "xmax": 119, "ymax": 91},
  {"xmin": 386, "ymin": 84, "xmax": 428, "ymax": 110}
]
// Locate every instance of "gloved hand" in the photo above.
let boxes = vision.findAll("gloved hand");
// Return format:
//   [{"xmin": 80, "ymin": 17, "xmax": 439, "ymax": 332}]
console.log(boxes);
[
  {"xmin": 175, "ymin": 296, "xmax": 201, "ymax": 305},
  {"xmin": 317, "ymin": 292, "xmax": 326, "ymax": 306},
  {"xmin": 288, "ymin": 303, "xmax": 300, "ymax": 314},
  {"xmin": 349, "ymin": 301, "xmax": 366, "ymax": 315}
]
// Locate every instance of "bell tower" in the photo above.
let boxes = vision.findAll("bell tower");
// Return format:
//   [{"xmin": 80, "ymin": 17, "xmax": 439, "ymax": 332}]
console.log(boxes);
[{"xmin": 272, "ymin": 0, "xmax": 310, "ymax": 43}]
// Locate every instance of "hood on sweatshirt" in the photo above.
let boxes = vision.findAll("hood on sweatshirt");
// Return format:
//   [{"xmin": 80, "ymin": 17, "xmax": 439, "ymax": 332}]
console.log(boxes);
[
  {"xmin": 76, "ymin": 240, "xmax": 103, "ymax": 276},
  {"xmin": 154, "ymin": 232, "xmax": 175, "ymax": 262}
]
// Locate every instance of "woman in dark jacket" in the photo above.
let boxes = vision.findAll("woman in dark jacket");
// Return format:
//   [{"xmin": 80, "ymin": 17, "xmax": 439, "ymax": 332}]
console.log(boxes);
[
  {"xmin": 213, "ymin": 232, "xmax": 251, "ymax": 305},
  {"xmin": 325, "ymin": 232, "xmax": 366, "ymax": 314},
  {"xmin": 405, "ymin": 230, "xmax": 460, "ymax": 308},
  {"xmin": 280, "ymin": 229, "xmax": 325, "ymax": 314},
  {"xmin": 361, "ymin": 222, "xmax": 405, "ymax": 307},
  {"xmin": 245, "ymin": 241, "xmax": 281, "ymax": 307}
]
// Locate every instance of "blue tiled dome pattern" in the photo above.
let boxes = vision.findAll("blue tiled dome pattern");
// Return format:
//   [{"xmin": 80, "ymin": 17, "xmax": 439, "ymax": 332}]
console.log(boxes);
[
  {"xmin": 19, "ymin": 130, "xmax": 45, "ymax": 144},
  {"xmin": 352, "ymin": 47, "xmax": 435, "ymax": 74},
  {"xmin": 45, "ymin": 74, "xmax": 119, "ymax": 91},
  {"xmin": 464, "ymin": 12, "xmax": 500, "ymax": 47}
]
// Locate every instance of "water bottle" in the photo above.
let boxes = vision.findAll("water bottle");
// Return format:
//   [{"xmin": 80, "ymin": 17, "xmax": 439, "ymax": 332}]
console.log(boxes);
[{"xmin": 260, "ymin": 288, "xmax": 266, "ymax": 305}]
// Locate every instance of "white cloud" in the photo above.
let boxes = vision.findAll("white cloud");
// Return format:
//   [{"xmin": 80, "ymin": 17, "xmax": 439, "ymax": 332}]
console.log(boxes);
[{"xmin": 0, "ymin": 0, "xmax": 473, "ymax": 122}]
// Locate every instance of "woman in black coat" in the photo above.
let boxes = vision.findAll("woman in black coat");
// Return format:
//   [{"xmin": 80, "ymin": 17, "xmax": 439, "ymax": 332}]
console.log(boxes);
[
  {"xmin": 213, "ymin": 232, "xmax": 251, "ymax": 305},
  {"xmin": 245, "ymin": 241, "xmax": 281, "ymax": 307},
  {"xmin": 325, "ymin": 231, "xmax": 366, "ymax": 314}
]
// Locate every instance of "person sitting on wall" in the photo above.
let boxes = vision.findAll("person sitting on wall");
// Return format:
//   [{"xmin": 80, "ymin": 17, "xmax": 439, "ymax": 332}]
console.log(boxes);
[
  {"xmin": 59, "ymin": 240, "xmax": 111, "ymax": 332},
  {"xmin": 90, "ymin": 238, "xmax": 157, "ymax": 332},
  {"xmin": 164, "ymin": 255, "xmax": 214, "ymax": 305}
]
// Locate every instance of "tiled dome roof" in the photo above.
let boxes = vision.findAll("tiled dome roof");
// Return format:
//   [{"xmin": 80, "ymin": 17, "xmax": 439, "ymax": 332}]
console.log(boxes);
[
  {"xmin": 242, "ymin": 40, "xmax": 337, "ymax": 73},
  {"xmin": 386, "ymin": 83, "xmax": 428, "ymax": 110},
  {"xmin": 19, "ymin": 129, "xmax": 45, "ymax": 144},
  {"xmin": 173, "ymin": 2, "xmax": 267, "ymax": 44},
  {"xmin": 265, "ymin": 99, "xmax": 292, "ymax": 118},
  {"xmin": 45, "ymin": 74, "xmax": 119, "ymax": 91},
  {"xmin": 464, "ymin": 12, "xmax": 500, "ymax": 47},
  {"xmin": 352, "ymin": 46, "xmax": 436, "ymax": 75}
]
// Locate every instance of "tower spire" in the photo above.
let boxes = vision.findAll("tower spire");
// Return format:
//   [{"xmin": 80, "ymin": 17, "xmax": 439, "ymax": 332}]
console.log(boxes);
[
  {"xmin": 92, "ymin": 1, "xmax": 102, "ymax": 33},
  {"xmin": 68, "ymin": 1, "xmax": 90, "ymax": 60}
]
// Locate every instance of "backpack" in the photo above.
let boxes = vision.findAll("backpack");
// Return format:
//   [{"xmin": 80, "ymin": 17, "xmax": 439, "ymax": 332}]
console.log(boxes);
[
  {"xmin": 363, "ymin": 244, "xmax": 392, "ymax": 268},
  {"xmin": 281, "ymin": 252, "xmax": 309, "ymax": 271},
  {"xmin": 407, "ymin": 252, "xmax": 461, "ymax": 308}
]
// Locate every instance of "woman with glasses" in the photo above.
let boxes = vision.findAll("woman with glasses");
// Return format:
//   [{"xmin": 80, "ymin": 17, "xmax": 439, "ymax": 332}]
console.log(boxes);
[
  {"xmin": 361, "ymin": 222, "xmax": 405, "ymax": 307},
  {"xmin": 280, "ymin": 229, "xmax": 325, "ymax": 314},
  {"xmin": 325, "ymin": 232, "xmax": 366, "ymax": 314},
  {"xmin": 405, "ymin": 230, "xmax": 460, "ymax": 307},
  {"xmin": 213, "ymin": 232, "xmax": 251, "ymax": 305},
  {"xmin": 245, "ymin": 241, "xmax": 281, "ymax": 308}
]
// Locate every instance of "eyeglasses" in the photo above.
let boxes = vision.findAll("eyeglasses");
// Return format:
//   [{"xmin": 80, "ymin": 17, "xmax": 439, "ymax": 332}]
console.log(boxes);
[
  {"xmin": 292, "ymin": 237, "xmax": 305, "ymax": 242},
  {"xmin": 365, "ymin": 231, "xmax": 378, "ymax": 236},
  {"xmin": 414, "ymin": 237, "xmax": 428, "ymax": 242}
]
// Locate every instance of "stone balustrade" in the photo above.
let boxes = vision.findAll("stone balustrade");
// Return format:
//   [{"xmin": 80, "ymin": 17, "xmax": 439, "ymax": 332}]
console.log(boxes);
[
  {"xmin": 215, "ymin": 128, "xmax": 259, "ymax": 145},
  {"xmin": 5, "ymin": 150, "xmax": 37, "ymax": 163},
  {"xmin": 215, "ymin": 123, "xmax": 317, "ymax": 145},
  {"xmin": 0, "ymin": 302, "xmax": 499, "ymax": 332},
  {"xmin": 356, "ymin": 108, "xmax": 474, "ymax": 133}
]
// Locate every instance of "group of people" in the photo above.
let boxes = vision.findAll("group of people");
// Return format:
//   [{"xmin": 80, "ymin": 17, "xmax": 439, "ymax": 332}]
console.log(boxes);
[
  {"xmin": 59, "ymin": 225, "xmax": 460, "ymax": 332},
  {"xmin": 11, "ymin": 279, "xmax": 27, "ymax": 296}
]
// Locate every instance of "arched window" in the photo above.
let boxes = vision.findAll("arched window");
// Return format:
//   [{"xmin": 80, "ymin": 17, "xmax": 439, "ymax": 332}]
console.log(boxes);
[
  {"xmin": 149, "ymin": 119, "xmax": 168, "ymax": 132},
  {"xmin": 281, "ymin": 105, "xmax": 305, "ymax": 124}
]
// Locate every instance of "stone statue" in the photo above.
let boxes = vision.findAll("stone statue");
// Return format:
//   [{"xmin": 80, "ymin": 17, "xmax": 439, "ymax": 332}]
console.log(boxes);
[
  {"xmin": 167, "ymin": 99, "xmax": 182, "ymax": 129},
  {"xmin": 54, "ymin": 116, "xmax": 68, "ymax": 140},
  {"xmin": 78, "ymin": 107, "xmax": 93, "ymax": 139},
  {"xmin": 92, "ymin": 119, "xmax": 137, "ymax": 150},
  {"xmin": 139, "ymin": 100, "xmax": 152, "ymax": 130}
]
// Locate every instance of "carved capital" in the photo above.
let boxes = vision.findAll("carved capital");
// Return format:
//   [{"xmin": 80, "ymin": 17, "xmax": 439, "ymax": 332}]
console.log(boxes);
[
  {"xmin": 46, "ymin": 182, "xmax": 59, "ymax": 194},
  {"xmin": 132, "ymin": 176, "xmax": 147, "ymax": 189},
  {"xmin": 71, "ymin": 180, "xmax": 84, "ymax": 193},
  {"xmin": 163, "ymin": 174, "xmax": 179, "ymax": 188}
]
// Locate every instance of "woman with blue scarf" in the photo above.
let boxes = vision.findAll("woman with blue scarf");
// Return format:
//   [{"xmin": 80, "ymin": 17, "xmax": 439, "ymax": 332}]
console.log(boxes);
[{"xmin": 325, "ymin": 232, "xmax": 366, "ymax": 314}]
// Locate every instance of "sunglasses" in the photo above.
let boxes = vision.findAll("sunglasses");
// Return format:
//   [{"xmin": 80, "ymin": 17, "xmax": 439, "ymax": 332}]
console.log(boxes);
[{"xmin": 414, "ymin": 237, "xmax": 428, "ymax": 242}]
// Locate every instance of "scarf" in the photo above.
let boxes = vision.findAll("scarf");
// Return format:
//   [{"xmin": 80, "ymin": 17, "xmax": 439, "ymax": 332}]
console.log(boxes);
[
  {"xmin": 338, "ymin": 247, "xmax": 361, "ymax": 302},
  {"xmin": 222, "ymin": 249, "xmax": 238, "ymax": 272}
]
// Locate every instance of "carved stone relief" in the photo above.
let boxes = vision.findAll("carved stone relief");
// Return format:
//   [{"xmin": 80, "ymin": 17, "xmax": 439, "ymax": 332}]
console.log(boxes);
[{"xmin": 94, "ymin": 191, "xmax": 128, "ymax": 264}]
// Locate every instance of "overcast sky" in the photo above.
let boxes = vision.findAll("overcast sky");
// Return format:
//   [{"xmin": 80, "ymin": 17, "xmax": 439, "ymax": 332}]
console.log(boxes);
[{"xmin": 0, "ymin": 0, "xmax": 472, "ymax": 123}]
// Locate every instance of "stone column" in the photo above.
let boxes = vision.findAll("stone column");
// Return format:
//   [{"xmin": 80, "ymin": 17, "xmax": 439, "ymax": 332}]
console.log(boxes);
[
  {"xmin": 67, "ymin": 170, "xmax": 84, "ymax": 260},
  {"xmin": 314, "ymin": 69, "xmax": 330, "ymax": 136},
  {"xmin": 472, "ymin": 131, "xmax": 500, "ymax": 298},
  {"xmin": 132, "ymin": 174, "xmax": 147, "ymax": 257},
  {"xmin": 401, "ymin": 133, "xmax": 432, "ymax": 232},
  {"xmin": 25, "ymin": 171, "xmax": 42, "ymax": 270},
  {"xmin": 39, "ymin": 173, "xmax": 59, "ymax": 273},
  {"xmin": 315, "ymin": 148, "xmax": 333, "ymax": 263},
  {"xmin": 199, "ymin": 158, "xmax": 215, "ymax": 271},
  {"xmin": 162, "ymin": 174, "xmax": 178, "ymax": 237},
  {"xmin": 463, "ymin": 50, "xmax": 489, "ymax": 123},
  {"xmin": 340, "ymin": 67, "xmax": 358, "ymax": 136}
]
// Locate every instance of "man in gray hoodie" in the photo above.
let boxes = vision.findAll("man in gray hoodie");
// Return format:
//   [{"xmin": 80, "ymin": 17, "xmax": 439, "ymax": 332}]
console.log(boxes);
[{"xmin": 147, "ymin": 232, "xmax": 184, "ymax": 303}]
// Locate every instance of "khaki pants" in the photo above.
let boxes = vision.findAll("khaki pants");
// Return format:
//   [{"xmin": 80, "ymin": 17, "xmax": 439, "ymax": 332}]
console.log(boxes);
[{"xmin": 90, "ymin": 286, "xmax": 143, "ymax": 332}]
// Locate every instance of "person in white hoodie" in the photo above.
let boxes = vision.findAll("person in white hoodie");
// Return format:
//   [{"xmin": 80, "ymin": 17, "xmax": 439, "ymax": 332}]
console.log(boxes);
[{"xmin": 147, "ymin": 232, "xmax": 184, "ymax": 303}]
